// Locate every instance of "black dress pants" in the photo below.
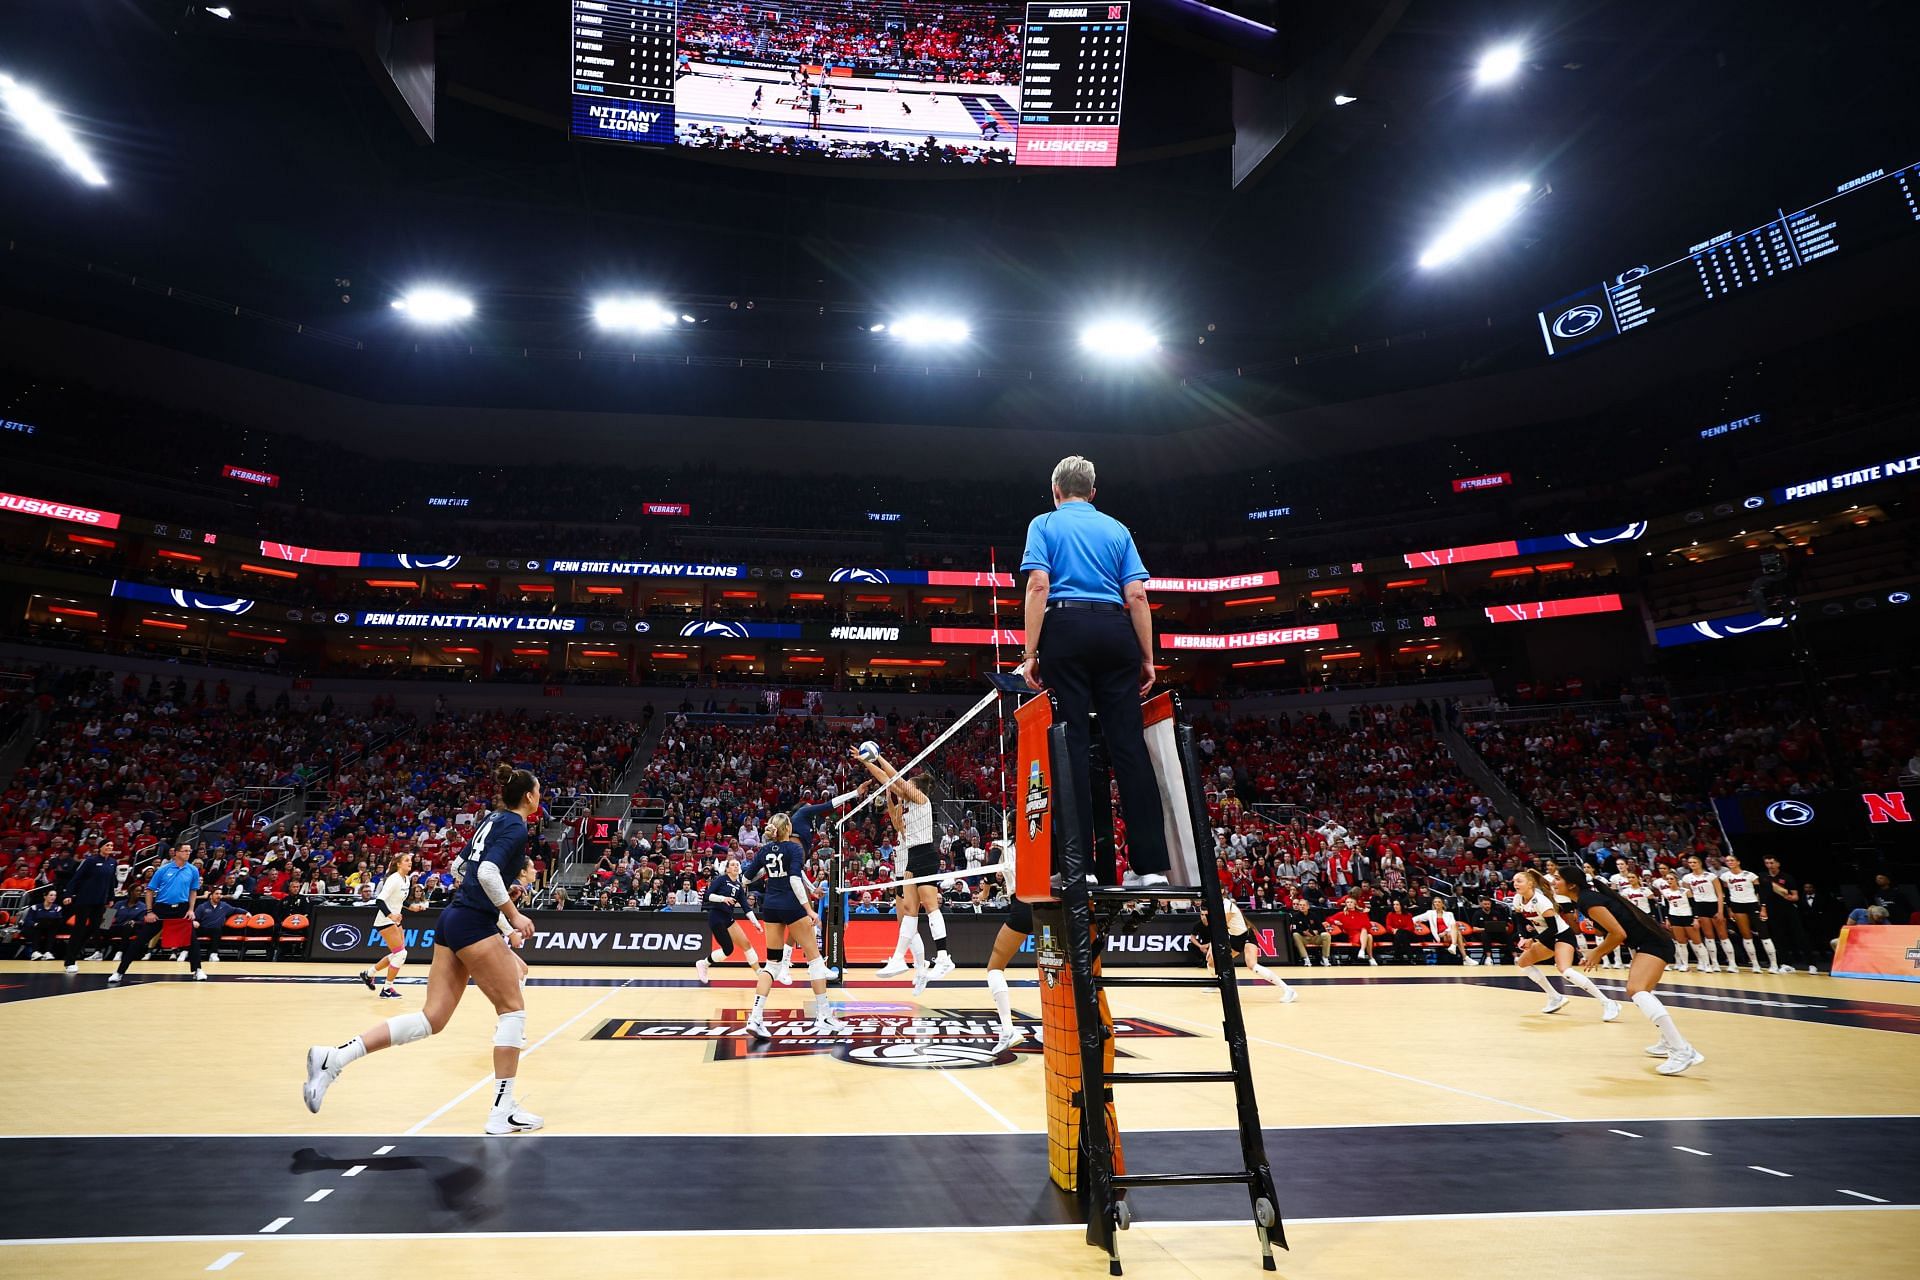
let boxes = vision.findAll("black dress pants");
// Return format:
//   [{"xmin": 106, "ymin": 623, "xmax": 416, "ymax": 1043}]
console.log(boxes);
[{"xmin": 1040, "ymin": 605, "xmax": 1169, "ymax": 877}]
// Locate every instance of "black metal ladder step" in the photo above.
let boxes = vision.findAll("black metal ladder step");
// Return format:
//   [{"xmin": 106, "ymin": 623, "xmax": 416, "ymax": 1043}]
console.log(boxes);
[
  {"xmin": 1105, "ymin": 1070, "xmax": 1238, "ymax": 1085},
  {"xmin": 1113, "ymin": 1171, "xmax": 1257, "ymax": 1189},
  {"xmin": 1102, "ymin": 975, "xmax": 1225, "ymax": 988}
]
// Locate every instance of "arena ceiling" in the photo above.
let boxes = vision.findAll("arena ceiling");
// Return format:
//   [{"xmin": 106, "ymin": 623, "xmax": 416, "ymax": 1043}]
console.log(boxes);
[{"xmin": 1, "ymin": 0, "xmax": 1916, "ymax": 443}]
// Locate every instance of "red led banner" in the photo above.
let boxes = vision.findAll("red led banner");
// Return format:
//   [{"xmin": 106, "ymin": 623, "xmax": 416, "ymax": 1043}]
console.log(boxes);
[
  {"xmin": 930, "ymin": 627, "xmax": 1027, "ymax": 646},
  {"xmin": 221, "ymin": 464, "xmax": 281, "ymax": 488},
  {"xmin": 259, "ymin": 541, "xmax": 360, "ymax": 567},
  {"xmin": 1403, "ymin": 540, "xmax": 1522, "ymax": 569},
  {"xmin": 1162, "ymin": 624, "xmax": 1339, "ymax": 651},
  {"xmin": 643, "ymin": 502, "xmax": 691, "ymax": 516},
  {"xmin": 927, "ymin": 570, "xmax": 1016, "ymax": 589},
  {"xmin": 1451, "ymin": 472, "xmax": 1512, "ymax": 493},
  {"xmin": 0, "ymin": 490, "xmax": 123, "ymax": 529},
  {"xmin": 1147, "ymin": 571, "xmax": 1283, "ymax": 593},
  {"xmin": 1484, "ymin": 593, "xmax": 1624, "ymax": 624}
]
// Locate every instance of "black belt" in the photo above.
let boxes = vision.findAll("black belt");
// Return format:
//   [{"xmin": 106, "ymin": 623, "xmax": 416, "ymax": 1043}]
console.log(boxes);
[{"xmin": 1047, "ymin": 599, "xmax": 1124, "ymax": 612}]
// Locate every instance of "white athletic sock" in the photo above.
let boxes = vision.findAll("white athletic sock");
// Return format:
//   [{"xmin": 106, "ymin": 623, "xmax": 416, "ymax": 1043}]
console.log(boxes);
[
  {"xmin": 329, "ymin": 1036, "xmax": 368, "ymax": 1070},
  {"xmin": 491, "ymin": 1077, "xmax": 516, "ymax": 1112},
  {"xmin": 781, "ymin": 945, "xmax": 795, "ymax": 969},
  {"xmin": 1761, "ymin": 938, "xmax": 1778, "ymax": 968},
  {"xmin": 907, "ymin": 930, "xmax": 927, "ymax": 965},
  {"xmin": 1632, "ymin": 991, "xmax": 1689, "ymax": 1052},
  {"xmin": 927, "ymin": 910, "xmax": 949, "ymax": 956},
  {"xmin": 746, "ymin": 947, "xmax": 760, "ymax": 966},
  {"xmin": 1718, "ymin": 939, "xmax": 1737, "ymax": 968},
  {"xmin": 890, "ymin": 915, "xmax": 916, "ymax": 962},
  {"xmin": 750, "ymin": 993, "xmax": 767, "ymax": 1019},
  {"xmin": 1523, "ymin": 965, "xmax": 1558, "ymax": 995},
  {"xmin": 1561, "ymin": 966, "xmax": 1605, "ymax": 1000},
  {"xmin": 1692, "ymin": 941, "xmax": 1713, "ymax": 969},
  {"xmin": 986, "ymin": 969, "xmax": 1013, "ymax": 1031}
]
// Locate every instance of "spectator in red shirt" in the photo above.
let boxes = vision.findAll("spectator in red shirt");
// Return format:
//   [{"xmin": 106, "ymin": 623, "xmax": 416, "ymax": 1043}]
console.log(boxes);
[{"xmin": 1326, "ymin": 897, "xmax": 1377, "ymax": 966}]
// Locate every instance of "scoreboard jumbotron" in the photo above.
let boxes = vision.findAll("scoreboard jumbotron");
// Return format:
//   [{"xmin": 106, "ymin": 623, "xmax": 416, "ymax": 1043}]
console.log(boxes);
[{"xmin": 569, "ymin": 1, "xmax": 1132, "ymax": 167}]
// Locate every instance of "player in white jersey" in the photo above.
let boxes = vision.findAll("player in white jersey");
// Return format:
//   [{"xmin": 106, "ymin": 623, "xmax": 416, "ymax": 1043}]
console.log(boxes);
[
  {"xmin": 1682, "ymin": 854, "xmax": 1736, "ymax": 971},
  {"xmin": 859, "ymin": 747, "xmax": 955, "ymax": 980},
  {"xmin": 1657, "ymin": 867, "xmax": 1704, "ymax": 971},
  {"xmin": 1191, "ymin": 899, "xmax": 1296, "ymax": 1001},
  {"xmin": 1719, "ymin": 853, "xmax": 1779, "ymax": 973},
  {"xmin": 359, "ymin": 852, "xmax": 414, "ymax": 999},
  {"xmin": 1511, "ymin": 868, "xmax": 1618, "ymax": 1019}
]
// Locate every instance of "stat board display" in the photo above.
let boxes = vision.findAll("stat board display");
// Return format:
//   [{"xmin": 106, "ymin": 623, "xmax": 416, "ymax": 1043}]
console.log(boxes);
[
  {"xmin": 569, "ymin": 1, "xmax": 1131, "ymax": 167},
  {"xmin": 1538, "ymin": 160, "xmax": 1920, "ymax": 356}
]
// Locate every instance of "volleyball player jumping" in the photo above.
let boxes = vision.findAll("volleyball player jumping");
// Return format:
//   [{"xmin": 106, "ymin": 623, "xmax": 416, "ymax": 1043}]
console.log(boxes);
[
  {"xmin": 1554, "ymin": 864, "xmax": 1704, "ymax": 1075},
  {"xmin": 745, "ymin": 813, "xmax": 844, "ymax": 1040},
  {"xmin": 304, "ymin": 764, "xmax": 545, "ymax": 1135},
  {"xmin": 859, "ymin": 748, "xmax": 955, "ymax": 980},
  {"xmin": 1512, "ymin": 868, "xmax": 1619, "ymax": 1020},
  {"xmin": 359, "ymin": 851, "xmax": 413, "ymax": 999},
  {"xmin": 697, "ymin": 855, "xmax": 761, "ymax": 985},
  {"xmin": 764, "ymin": 781, "xmax": 868, "ymax": 985}
]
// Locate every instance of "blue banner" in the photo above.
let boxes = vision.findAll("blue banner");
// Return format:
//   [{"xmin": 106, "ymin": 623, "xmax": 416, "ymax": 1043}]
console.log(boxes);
[
  {"xmin": 570, "ymin": 98, "xmax": 675, "ymax": 146},
  {"xmin": 110, "ymin": 581, "xmax": 256, "ymax": 616},
  {"xmin": 674, "ymin": 619, "xmax": 803, "ymax": 640},
  {"xmin": 534, "ymin": 558, "xmax": 749, "ymax": 579},
  {"xmin": 1654, "ymin": 611, "xmax": 1789, "ymax": 647}
]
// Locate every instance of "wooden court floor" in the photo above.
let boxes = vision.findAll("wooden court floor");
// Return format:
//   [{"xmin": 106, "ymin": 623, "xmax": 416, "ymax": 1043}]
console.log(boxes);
[{"xmin": 2, "ymin": 959, "xmax": 1916, "ymax": 1278}]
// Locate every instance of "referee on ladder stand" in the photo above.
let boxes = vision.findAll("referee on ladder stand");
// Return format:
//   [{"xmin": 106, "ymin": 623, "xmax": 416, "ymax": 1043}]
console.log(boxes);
[{"xmin": 1017, "ymin": 455, "xmax": 1173, "ymax": 889}]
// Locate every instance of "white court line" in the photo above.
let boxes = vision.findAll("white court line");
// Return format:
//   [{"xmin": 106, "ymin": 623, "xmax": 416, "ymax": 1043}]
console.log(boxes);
[
  {"xmin": 402, "ymin": 979, "xmax": 634, "ymax": 1137},
  {"xmin": 258, "ymin": 1219, "xmax": 291, "ymax": 1234},
  {"xmin": 342, "ymin": 1166, "xmax": 365, "ymax": 1178},
  {"xmin": 1609, "ymin": 1130, "xmax": 1643, "ymax": 1138},
  {"xmin": 937, "ymin": 1068, "xmax": 1019, "ymax": 1133},
  {"xmin": 1750, "ymin": 1166, "xmax": 1792, "ymax": 1177},
  {"xmin": 1839, "ymin": 1189, "xmax": 1890, "ymax": 1203},
  {"xmin": 10, "ymin": 1203, "xmax": 1918, "ymax": 1248},
  {"xmin": 1674, "ymin": 1146, "xmax": 1713, "ymax": 1157},
  {"xmin": 1115, "ymin": 999, "xmax": 1573, "ymax": 1121},
  {"xmin": 303, "ymin": 1189, "xmax": 332, "ymax": 1203},
  {"xmin": 205, "ymin": 1252, "xmax": 243, "ymax": 1271},
  {"xmin": 371, "ymin": 1145, "xmax": 393, "ymax": 1156}
]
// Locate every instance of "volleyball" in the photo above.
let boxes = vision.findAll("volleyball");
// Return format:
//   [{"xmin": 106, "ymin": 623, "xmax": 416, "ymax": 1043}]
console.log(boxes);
[{"xmin": 858, "ymin": 740, "xmax": 881, "ymax": 761}]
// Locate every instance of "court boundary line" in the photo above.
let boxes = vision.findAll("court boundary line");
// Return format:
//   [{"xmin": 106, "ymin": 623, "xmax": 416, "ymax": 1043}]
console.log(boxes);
[
  {"xmin": 4, "ymin": 1202, "xmax": 1915, "ymax": 1247},
  {"xmin": 6, "ymin": 1114, "xmax": 1917, "ymax": 1141},
  {"xmin": 1113, "ymin": 999, "xmax": 1574, "ymax": 1121},
  {"xmin": 401, "ymin": 977, "xmax": 635, "ymax": 1137}
]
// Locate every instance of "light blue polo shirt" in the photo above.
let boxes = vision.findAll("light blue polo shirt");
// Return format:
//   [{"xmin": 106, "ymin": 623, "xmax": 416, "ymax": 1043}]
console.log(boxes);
[
  {"xmin": 1021, "ymin": 500, "xmax": 1150, "ymax": 604},
  {"xmin": 149, "ymin": 860, "xmax": 202, "ymax": 905}
]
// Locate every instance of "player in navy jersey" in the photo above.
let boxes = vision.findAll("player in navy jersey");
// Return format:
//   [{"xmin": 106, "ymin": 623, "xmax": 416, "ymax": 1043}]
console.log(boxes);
[
  {"xmin": 697, "ymin": 855, "xmax": 760, "ymax": 985},
  {"xmin": 745, "ymin": 813, "xmax": 844, "ymax": 1040},
  {"xmin": 761, "ymin": 782, "xmax": 870, "ymax": 985},
  {"xmin": 304, "ymin": 764, "xmax": 545, "ymax": 1134},
  {"xmin": 1553, "ymin": 864, "xmax": 1703, "ymax": 1075}
]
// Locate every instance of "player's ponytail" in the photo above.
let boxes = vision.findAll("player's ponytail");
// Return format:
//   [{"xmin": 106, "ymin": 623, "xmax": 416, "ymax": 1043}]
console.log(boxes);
[
  {"xmin": 764, "ymin": 813, "xmax": 792, "ymax": 843},
  {"xmin": 495, "ymin": 764, "xmax": 537, "ymax": 811}
]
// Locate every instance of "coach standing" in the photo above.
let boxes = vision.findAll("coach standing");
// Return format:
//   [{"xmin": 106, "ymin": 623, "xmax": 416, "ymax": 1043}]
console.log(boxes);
[
  {"xmin": 108, "ymin": 844, "xmax": 206, "ymax": 985},
  {"xmin": 60, "ymin": 840, "xmax": 118, "ymax": 974},
  {"xmin": 1017, "ymin": 456, "xmax": 1172, "ymax": 888}
]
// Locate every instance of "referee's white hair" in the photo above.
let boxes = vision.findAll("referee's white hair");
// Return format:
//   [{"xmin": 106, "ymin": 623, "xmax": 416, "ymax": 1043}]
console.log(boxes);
[{"xmin": 1051, "ymin": 455, "xmax": 1096, "ymax": 498}]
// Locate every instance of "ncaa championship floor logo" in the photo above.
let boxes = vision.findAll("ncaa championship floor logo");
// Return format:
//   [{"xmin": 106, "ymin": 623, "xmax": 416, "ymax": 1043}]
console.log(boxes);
[{"xmin": 590, "ymin": 1006, "xmax": 1189, "ymax": 1068}]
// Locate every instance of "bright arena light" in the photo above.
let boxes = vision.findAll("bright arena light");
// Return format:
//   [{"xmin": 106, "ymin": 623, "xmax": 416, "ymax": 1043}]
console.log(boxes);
[
  {"xmin": 204, "ymin": 5, "xmax": 234, "ymax": 17},
  {"xmin": 1333, "ymin": 94, "xmax": 1358, "ymax": 106},
  {"xmin": 1418, "ymin": 181, "xmax": 1535, "ymax": 269},
  {"xmin": 390, "ymin": 288, "xmax": 475, "ymax": 324},
  {"xmin": 1080, "ymin": 321, "xmax": 1159, "ymax": 357},
  {"xmin": 0, "ymin": 75, "xmax": 108, "ymax": 187},
  {"xmin": 592, "ymin": 296, "xmax": 677, "ymax": 331},
  {"xmin": 886, "ymin": 314, "xmax": 970, "ymax": 344},
  {"xmin": 1474, "ymin": 42, "xmax": 1526, "ymax": 87}
]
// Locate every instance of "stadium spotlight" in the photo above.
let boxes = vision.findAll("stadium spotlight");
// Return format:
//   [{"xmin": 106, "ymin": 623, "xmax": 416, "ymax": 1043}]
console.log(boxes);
[
  {"xmin": 390, "ymin": 287, "xmax": 475, "ymax": 324},
  {"xmin": 204, "ymin": 5, "xmax": 234, "ymax": 17},
  {"xmin": 592, "ymin": 296, "xmax": 677, "ymax": 331},
  {"xmin": 886, "ymin": 315, "xmax": 970, "ymax": 344},
  {"xmin": 1418, "ymin": 180, "xmax": 1536, "ymax": 270},
  {"xmin": 0, "ymin": 75, "xmax": 108, "ymax": 187},
  {"xmin": 1474, "ymin": 42, "xmax": 1525, "ymax": 87},
  {"xmin": 1333, "ymin": 94, "xmax": 1358, "ymax": 106},
  {"xmin": 1080, "ymin": 321, "xmax": 1159, "ymax": 358}
]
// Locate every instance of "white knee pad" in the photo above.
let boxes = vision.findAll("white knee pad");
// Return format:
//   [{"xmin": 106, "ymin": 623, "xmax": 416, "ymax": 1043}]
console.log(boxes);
[
  {"xmin": 387, "ymin": 1011, "xmax": 433, "ymax": 1046},
  {"xmin": 494, "ymin": 1009, "xmax": 527, "ymax": 1049},
  {"xmin": 388, "ymin": 948, "xmax": 408, "ymax": 969},
  {"xmin": 807, "ymin": 958, "xmax": 830, "ymax": 980},
  {"xmin": 986, "ymin": 970, "xmax": 1009, "ymax": 997}
]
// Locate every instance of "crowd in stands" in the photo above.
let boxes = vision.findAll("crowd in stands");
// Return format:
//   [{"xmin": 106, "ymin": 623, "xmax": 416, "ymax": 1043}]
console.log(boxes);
[
  {"xmin": 676, "ymin": 123, "xmax": 1011, "ymax": 164},
  {"xmin": 677, "ymin": 2, "xmax": 1019, "ymax": 81}
]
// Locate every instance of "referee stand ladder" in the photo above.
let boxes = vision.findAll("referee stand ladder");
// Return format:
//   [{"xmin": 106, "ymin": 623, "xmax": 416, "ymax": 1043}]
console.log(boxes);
[{"xmin": 1013, "ymin": 687, "xmax": 1284, "ymax": 1275}]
